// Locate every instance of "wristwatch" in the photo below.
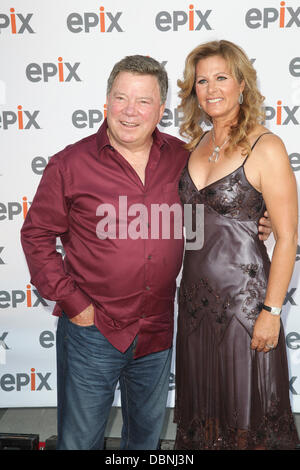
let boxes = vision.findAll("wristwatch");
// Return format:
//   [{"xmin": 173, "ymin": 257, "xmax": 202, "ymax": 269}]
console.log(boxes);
[{"xmin": 262, "ymin": 304, "xmax": 282, "ymax": 316}]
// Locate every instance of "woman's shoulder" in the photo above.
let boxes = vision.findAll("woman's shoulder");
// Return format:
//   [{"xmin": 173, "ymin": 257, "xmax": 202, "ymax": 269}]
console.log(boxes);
[
  {"xmin": 248, "ymin": 125, "xmax": 289, "ymax": 169},
  {"xmin": 249, "ymin": 125, "xmax": 286, "ymax": 154}
]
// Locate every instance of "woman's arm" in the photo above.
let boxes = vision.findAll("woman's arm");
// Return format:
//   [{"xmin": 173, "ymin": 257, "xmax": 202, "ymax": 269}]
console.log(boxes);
[{"xmin": 250, "ymin": 134, "xmax": 298, "ymax": 353}]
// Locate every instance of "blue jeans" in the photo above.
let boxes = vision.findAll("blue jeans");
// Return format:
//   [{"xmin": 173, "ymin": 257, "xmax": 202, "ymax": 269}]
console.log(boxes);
[{"xmin": 56, "ymin": 314, "xmax": 172, "ymax": 450}]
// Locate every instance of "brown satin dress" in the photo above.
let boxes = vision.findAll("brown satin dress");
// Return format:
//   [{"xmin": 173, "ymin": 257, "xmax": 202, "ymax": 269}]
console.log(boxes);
[{"xmin": 174, "ymin": 134, "xmax": 299, "ymax": 450}]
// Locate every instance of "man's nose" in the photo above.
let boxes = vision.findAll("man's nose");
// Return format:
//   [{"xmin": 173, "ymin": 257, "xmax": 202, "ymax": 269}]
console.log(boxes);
[{"xmin": 123, "ymin": 101, "xmax": 138, "ymax": 115}]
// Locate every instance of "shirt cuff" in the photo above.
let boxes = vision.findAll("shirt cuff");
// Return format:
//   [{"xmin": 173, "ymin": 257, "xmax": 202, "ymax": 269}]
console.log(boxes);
[{"xmin": 57, "ymin": 288, "xmax": 92, "ymax": 319}]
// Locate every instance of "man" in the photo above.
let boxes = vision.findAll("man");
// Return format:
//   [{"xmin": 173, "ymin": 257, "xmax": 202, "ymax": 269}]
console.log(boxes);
[{"xmin": 21, "ymin": 55, "xmax": 271, "ymax": 450}]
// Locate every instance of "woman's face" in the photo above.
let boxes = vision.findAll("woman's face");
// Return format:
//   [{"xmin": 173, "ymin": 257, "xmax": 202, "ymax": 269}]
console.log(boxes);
[{"xmin": 195, "ymin": 54, "xmax": 244, "ymax": 122}]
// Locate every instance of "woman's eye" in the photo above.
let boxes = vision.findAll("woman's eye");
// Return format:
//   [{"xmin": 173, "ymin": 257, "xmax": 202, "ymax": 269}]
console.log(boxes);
[
  {"xmin": 217, "ymin": 76, "xmax": 227, "ymax": 81},
  {"xmin": 197, "ymin": 79, "xmax": 206, "ymax": 85}
]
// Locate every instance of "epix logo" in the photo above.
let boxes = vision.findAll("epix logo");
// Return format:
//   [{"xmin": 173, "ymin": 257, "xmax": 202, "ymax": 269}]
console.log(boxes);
[
  {"xmin": 0, "ymin": 332, "xmax": 9, "ymax": 350},
  {"xmin": 67, "ymin": 6, "xmax": 123, "ymax": 33},
  {"xmin": 0, "ymin": 368, "xmax": 52, "ymax": 392},
  {"xmin": 245, "ymin": 2, "xmax": 300, "ymax": 28},
  {"xmin": 0, "ymin": 106, "xmax": 40, "ymax": 130},
  {"xmin": 31, "ymin": 156, "xmax": 51, "ymax": 175},
  {"xmin": 290, "ymin": 57, "xmax": 300, "ymax": 77},
  {"xmin": 0, "ymin": 197, "xmax": 30, "ymax": 220},
  {"xmin": 0, "ymin": 247, "xmax": 4, "ymax": 265},
  {"xmin": 290, "ymin": 155, "xmax": 300, "ymax": 172},
  {"xmin": 155, "ymin": 5, "xmax": 212, "ymax": 31},
  {"xmin": 72, "ymin": 105, "xmax": 107, "ymax": 128},
  {"xmin": 0, "ymin": 7, "xmax": 34, "ymax": 34},
  {"xmin": 160, "ymin": 107, "xmax": 184, "ymax": 128},
  {"xmin": 0, "ymin": 331, "xmax": 9, "ymax": 365},
  {"xmin": 265, "ymin": 101, "xmax": 299, "ymax": 125},
  {"xmin": 0, "ymin": 285, "xmax": 48, "ymax": 309},
  {"xmin": 26, "ymin": 57, "xmax": 81, "ymax": 83},
  {"xmin": 72, "ymin": 105, "xmax": 184, "ymax": 129},
  {"xmin": 284, "ymin": 288, "xmax": 297, "ymax": 306}
]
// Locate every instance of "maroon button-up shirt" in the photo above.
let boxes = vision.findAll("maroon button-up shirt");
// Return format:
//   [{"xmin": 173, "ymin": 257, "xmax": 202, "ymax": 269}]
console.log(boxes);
[{"xmin": 21, "ymin": 120, "xmax": 189, "ymax": 358}]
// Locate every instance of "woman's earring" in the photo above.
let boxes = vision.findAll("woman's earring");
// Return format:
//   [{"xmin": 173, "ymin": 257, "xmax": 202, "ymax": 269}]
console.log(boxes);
[
  {"xmin": 198, "ymin": 103, "xmax": 202, "ymax": 109},
  {"xmin": 238, "ymin": 92, "xmax": 243, "ymax": 105}
]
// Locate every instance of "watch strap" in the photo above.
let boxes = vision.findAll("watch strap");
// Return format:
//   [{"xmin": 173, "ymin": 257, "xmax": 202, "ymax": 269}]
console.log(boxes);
[{"xmin": 262, "ymin": 304, "xmax": 282, "ymax": 316}]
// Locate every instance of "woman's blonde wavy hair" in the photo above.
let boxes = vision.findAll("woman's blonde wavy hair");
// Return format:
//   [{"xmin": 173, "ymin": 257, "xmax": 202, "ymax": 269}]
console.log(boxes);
[{"xmin": 177, "ymin": 40, "xmax": 266, "ymax": 156}]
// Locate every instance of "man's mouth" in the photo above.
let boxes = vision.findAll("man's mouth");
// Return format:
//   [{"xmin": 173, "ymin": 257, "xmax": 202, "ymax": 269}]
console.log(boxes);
[{"xmin": 120, "ymin": 121, "xmax": 139, "ymax": 127}]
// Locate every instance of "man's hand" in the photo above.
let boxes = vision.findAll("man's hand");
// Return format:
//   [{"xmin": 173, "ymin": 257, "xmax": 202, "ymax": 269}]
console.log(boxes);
[
  {"xmin": 258, "ymin": 210, "xmax": 272, "ymax": 241},
  {"xmin": 70, "ymin": 303, "xmax": 94, "ymax": 326}
]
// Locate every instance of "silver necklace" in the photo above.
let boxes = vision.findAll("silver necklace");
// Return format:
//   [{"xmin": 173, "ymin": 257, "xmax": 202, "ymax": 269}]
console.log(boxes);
[{"xmin": 208, "ymin": 129, "xmax": 230, "ymax": 163}]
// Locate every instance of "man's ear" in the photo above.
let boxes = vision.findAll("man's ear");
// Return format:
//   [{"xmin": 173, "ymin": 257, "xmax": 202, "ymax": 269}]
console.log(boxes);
[{"xmin": 158, "ymin": 102, "xmax": 166, "ymax": 122}]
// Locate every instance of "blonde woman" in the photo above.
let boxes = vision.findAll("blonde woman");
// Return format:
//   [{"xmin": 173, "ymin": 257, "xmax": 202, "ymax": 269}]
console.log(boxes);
[{"xmin": 174, "ymin": 40, "xmax": 299, "ymax": 449}]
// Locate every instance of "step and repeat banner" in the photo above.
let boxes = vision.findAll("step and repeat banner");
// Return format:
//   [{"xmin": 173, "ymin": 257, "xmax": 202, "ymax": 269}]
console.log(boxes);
[{"xmin": 1, "ymin": 0, "xmax": 300, "ymax": 409}]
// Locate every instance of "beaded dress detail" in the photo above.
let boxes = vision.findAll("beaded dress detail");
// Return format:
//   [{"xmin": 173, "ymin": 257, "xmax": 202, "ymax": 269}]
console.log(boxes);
[{"xmin": 174, "ymin": 134, "xmax": 299, "ymax": 450}]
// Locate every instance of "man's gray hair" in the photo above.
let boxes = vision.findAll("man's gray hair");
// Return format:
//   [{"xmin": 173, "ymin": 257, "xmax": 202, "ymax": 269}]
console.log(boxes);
[{"xmin": 107, "ymin": 55, "xmax": 168, "ymax": 104}]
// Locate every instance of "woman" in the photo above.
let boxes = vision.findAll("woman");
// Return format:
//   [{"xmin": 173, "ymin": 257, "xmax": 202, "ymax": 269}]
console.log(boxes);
[{"xmin": 174, "ymin": 40, "xmax": 299, "ymax": 450}]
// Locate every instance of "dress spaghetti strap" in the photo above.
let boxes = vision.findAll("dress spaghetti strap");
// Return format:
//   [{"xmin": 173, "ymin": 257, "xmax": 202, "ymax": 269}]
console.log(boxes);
[
  {"xmin": 243, "ymin": 132, "xmax": 272, "ymax": 166},
  {"xmin": 197, "ymin": 130, "xmax": 209, "ymax": 145},
  {"xmin": 251, "ymin": 132, "xmax": 272, "ymax": 150}
]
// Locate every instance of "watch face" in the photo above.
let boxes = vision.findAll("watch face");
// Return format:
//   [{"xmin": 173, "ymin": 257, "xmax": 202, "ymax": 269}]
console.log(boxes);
[
  {"xmin": 270, "ymin": 307, "xmax": 281, "ymax": 315},
  {"xmin": 263, "ymin": 305, "xmax": 281, "ymax": 315}
]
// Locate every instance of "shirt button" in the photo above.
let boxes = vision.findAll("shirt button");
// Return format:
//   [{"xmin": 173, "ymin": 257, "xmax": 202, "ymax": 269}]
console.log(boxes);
[
  {"xmin": 147, "ymin": 255, "xmax": 152, "ymax": 260},
  {"xmin": 145, "ymin": 286, "xmax": 150, "ymax": 291}
]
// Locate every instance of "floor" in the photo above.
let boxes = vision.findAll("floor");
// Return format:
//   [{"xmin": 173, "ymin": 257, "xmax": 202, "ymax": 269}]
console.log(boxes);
[
  {"xmin": 0, "ymin": 406, "xmax": 177, "ymax": 448},
  {"xmin": 0, "ymin": 407, "xmax": 299, "ymax": 449}
]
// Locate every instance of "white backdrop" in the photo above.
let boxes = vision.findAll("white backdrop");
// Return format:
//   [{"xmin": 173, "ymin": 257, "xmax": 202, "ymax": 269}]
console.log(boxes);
[{"xmin": 1, "ymin": 0, "xmax": 300, "ymax": 410}]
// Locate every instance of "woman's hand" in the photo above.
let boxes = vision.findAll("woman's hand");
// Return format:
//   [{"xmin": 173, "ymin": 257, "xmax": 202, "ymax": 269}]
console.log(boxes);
[{"xmin": 250, "ymin": 309, "xmax": 281, "ymax": 353}]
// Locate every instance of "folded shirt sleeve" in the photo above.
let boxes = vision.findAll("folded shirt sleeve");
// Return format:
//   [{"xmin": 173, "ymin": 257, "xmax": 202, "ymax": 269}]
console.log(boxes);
[{"xmin": 20, "ymin": 156, "xmax": 91, "ymax": 319}]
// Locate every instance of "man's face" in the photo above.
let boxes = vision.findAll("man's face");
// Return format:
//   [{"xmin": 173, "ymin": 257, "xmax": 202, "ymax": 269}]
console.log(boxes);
[{"xmin": 106, "ymin": 71, "xmax": 165, "ymax": 150}]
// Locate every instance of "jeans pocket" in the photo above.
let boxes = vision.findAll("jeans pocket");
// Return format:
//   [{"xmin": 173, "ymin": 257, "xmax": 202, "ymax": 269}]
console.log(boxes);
[
  {"xmin": 63, "ymin": 311, "xmax": 96, "ymax": 329},
  {"xmin": 69, "ymin": 319, "xmax": 96, "ymax": 329}
]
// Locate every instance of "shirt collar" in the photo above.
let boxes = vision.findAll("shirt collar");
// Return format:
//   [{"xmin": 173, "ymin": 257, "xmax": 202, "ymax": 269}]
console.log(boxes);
[{"xmin": 96, "ymin": 119, "xmax": 112, "ymax": 153}]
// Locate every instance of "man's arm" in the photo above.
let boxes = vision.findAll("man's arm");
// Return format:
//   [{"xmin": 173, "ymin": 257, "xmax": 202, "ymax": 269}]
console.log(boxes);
[
  {"xmin": 258, "ymin": 210, "xmax": 272, "ymax": 241},
  {"xmin": 20, "ymin": 157, "xmax": 91, "ymax": 319}
]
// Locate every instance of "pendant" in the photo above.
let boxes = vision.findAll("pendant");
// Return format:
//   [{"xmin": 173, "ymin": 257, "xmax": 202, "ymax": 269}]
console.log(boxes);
[{"xmin": 208, "ymin": 146, "xmax": 220, "ymax": 163}]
